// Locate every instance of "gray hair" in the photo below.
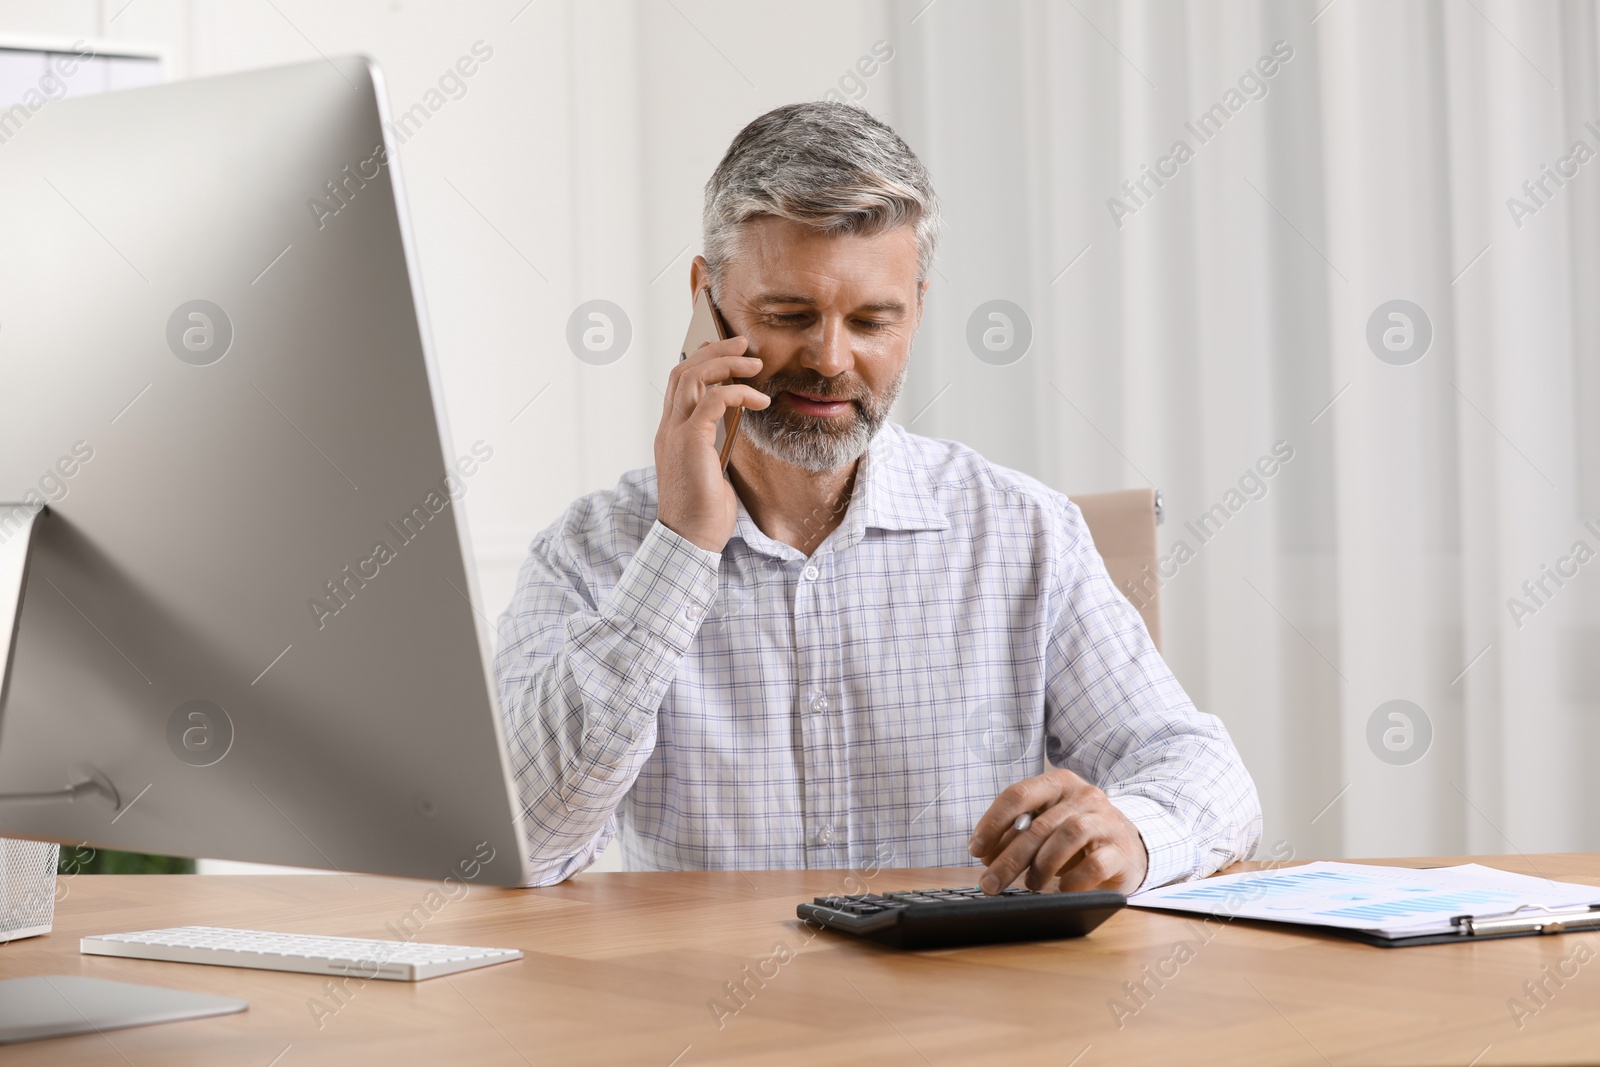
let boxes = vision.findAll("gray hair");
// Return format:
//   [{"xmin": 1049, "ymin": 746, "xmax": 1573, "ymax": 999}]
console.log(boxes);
[{"xmin": 702, "ymin": 102, "xmax": 941, "ymax": 294}]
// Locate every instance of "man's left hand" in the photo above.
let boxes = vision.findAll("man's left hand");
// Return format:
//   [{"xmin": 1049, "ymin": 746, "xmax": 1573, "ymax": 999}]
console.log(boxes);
[{"xmin": 967, "ymin": 769, "xmax": 1149, "ymax": 895}]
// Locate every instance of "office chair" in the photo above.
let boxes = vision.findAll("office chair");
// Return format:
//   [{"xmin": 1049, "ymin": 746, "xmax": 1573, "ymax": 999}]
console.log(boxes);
[{"xmin": 1071, "ymin": 488, "xmax": 1163, "ymax": 652}]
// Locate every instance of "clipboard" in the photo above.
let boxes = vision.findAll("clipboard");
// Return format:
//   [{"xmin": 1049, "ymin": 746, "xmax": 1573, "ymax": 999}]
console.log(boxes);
[
  {"xmin": 1343, "ymin": 903, "xmax": 1600, "ymax": 948},
  {"xmin": 1136, "ymin": 901, "xmax": 1600, "ymax": 948},
  {"xmin": 1127, "ymin": 861, "xmax": 1600, "ymax": 948}
]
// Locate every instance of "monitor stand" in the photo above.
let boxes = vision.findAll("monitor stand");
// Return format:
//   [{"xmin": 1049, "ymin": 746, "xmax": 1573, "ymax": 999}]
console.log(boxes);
[
  {"xmin": 0, "ymin": 503, "xmax": 37, "ymax": 711},
  {"xmin": 0, "ymin": 508, "xmax": 244, "ymax": 1042},
  {"xmin": 0, "ymin": 503, "xmax": 123, "ymax": 815}
]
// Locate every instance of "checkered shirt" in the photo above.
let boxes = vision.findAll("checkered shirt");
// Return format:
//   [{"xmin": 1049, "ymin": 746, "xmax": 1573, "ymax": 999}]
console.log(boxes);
[{"xmin": 494, "ymin": 421, "xmax": 1262, "ymax": 890}]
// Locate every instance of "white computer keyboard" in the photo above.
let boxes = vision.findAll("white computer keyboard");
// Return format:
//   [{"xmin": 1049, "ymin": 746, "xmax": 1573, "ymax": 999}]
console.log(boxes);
[{"xmin": 81, "ymin": 926, "xmax": 523, "ymax": 982}]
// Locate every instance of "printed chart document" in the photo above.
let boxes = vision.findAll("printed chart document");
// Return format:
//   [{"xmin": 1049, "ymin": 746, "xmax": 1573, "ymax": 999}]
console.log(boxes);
[{"xmin": 1128, "ymin": 861, "xmax": 1600, "ymax": 941}]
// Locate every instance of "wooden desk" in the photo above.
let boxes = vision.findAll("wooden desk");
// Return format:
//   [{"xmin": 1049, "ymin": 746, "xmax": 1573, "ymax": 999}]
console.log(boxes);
[{"xmin": 7, "ymin": 855, "xmax": 1600, "ymax": 1065}]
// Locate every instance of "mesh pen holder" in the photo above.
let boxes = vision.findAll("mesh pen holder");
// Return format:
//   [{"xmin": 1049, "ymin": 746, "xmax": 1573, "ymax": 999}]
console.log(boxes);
[{"xmin": 0, "ymin": 838, "xmax": 60, "ymax": 942}]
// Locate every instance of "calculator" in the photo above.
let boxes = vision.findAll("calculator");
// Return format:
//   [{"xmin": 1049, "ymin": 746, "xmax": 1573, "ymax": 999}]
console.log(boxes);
[{"xmin": 797, "ymin": 885, "xmax": 1126, "ymax": 949}]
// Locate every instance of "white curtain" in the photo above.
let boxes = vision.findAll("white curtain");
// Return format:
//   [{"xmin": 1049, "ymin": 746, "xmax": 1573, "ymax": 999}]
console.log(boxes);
[
  {"xmin": 876, "ymin": 0, "xmax": 1600, "ymax": 861},
  {"xmin": 67, "ymin": 0, "xmax": 1600, "ymax": 864}
]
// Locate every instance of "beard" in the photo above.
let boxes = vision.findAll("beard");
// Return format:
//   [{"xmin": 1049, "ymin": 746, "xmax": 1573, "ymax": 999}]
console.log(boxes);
[{"xmin": 739, "ymin": 362, "xmax": 907, "ymax": 473}]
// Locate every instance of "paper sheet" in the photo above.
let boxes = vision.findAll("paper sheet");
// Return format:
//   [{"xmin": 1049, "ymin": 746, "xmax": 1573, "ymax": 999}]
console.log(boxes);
[{"xmin": 1128, "ymin": 861, "xmax": 1600, "ymax": 938}]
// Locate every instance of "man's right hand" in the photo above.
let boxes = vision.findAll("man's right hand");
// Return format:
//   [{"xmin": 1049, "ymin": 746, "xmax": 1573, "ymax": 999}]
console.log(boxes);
[{"xmin": 654, "ymin": 337, "xmax": 768, "ymax": 553}]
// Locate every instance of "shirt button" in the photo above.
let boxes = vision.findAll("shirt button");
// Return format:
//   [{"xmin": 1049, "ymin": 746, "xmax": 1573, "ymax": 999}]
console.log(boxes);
[
  {"xmin": 803, "ymin": 565, "xmax": 819, "ymax": 581},
  {"xmin": 810, "ymin": 695, "xmax": 829, "ymax": 713},
  {"xmin": 815, "ymin": 825, "xmax": 834, "ymax": 844}
]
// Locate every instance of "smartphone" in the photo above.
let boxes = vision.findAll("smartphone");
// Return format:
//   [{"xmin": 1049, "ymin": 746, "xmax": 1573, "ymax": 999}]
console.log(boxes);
[{"xmin": 678, "ymin": 285, "xmax": 745, "ymax": 469}]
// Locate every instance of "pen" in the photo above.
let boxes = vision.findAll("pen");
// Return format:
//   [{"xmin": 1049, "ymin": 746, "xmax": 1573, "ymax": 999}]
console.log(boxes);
[{"xmin": 1012, "ymin": 812, "xmax": 1034, "ymax": 833}]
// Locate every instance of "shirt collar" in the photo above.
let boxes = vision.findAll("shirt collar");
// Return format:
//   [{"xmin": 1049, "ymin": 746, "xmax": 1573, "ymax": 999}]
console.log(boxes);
[
  {"xmin": 850, "ymin": 421, "xmax": 950, "ymax": 536},
  {"xmin": 728, "ymin": 421, "xmax": 949, "ymax": 557}
]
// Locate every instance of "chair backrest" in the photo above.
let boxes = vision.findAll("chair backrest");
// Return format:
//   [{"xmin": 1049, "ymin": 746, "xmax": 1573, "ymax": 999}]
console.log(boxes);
[{"xmin": 1071, "ymin": 487, "xmax": 1162, "ymax": 652}]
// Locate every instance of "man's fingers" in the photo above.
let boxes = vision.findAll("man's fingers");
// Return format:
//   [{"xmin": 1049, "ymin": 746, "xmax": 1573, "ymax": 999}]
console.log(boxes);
[
  {"xmin": 665, "ymin": 348, "xmax": 756, "ymax": 397},
  {"xmin": 687, "ymin": 384, "xmax": 769, "ymax": 429},
  {"xmin": 968, "ymin": 770, "xmax": 1090, "ymax": 857},
  {"xmin": 676, "ymin": 334, "xmax": 749, "ymax": 368},
  {"xmin": 664, "ymin": 337, "xmax": 750, "ymax": 404},
  {"xmin": 976, "ymin": 822, "xmax": 1026, "ymax": 868},
  {"xmin": 681, "ymin": 351, "xmax": 761, "ymax": 388},
  {"xmin": 967, "ymin": 779, "xmax": 1052, "ymax": 858},
  {"xmin": 1056, "ymin": 840, "xmax": 1135, "ymax": 894},
  {"xmin": 976, "ymin": 802, "xmax": 1085, "ymax": 894},
  {"xmin": 667, "ymin": 337, "xmax": 751, "ymax": 403},
  {"xmin": 665, "ymin": 352, "xmax": 763, "ymax": 424},
  {"xmin": 1026, "ymin": 812, "xmax": 1108, "ymax": 891}
]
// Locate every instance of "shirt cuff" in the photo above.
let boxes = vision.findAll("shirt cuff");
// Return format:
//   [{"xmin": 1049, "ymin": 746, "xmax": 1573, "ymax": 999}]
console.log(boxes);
[
  {"xmin": 1105, "ymin": 793, "xmax": 1196, "ymax": 894},
  {"xmin": 603, "ymin": 519, "xmax": 722, "ymax": 651}
]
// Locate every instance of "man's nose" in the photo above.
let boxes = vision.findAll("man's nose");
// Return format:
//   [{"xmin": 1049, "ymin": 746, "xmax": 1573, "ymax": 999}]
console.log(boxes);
[{"xmin": 801, "ymin": 314, "xmax": 852, "ymax": 378}]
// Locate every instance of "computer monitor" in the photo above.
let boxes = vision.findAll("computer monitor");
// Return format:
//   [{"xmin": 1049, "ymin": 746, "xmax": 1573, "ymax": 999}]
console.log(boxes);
[{"xmin": 0, "ymin": 56, "xmax": 529, "ymax": 887}]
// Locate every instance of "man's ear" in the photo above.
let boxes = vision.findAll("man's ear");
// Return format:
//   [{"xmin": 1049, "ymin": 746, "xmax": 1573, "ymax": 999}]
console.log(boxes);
[{"xmin": 690, "ymin": 255, "xmax": 711, "ymax": 300}]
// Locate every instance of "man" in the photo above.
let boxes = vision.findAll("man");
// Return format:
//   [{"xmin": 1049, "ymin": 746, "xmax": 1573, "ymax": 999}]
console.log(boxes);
[{"xmin": 495, "ymin": 102, "xmax": 1261, "ymax": 894}]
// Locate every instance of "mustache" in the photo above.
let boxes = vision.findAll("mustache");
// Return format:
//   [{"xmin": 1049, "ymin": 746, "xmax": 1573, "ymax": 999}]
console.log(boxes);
[{"xmin": 757, "ymin": 370, "xmax": 871, "ymax": 405}]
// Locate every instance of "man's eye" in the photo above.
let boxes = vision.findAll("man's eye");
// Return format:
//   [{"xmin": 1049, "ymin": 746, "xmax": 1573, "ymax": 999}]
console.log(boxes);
[{"xmin": 765, "ymin": 314, "xmax": 892, "ymax": 331}]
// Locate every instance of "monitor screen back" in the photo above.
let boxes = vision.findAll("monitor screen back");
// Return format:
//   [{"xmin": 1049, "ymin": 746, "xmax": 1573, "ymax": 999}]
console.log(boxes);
[{"xmin": 0, "ymin": 56, "xmax": 529, "ymax": 886}]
